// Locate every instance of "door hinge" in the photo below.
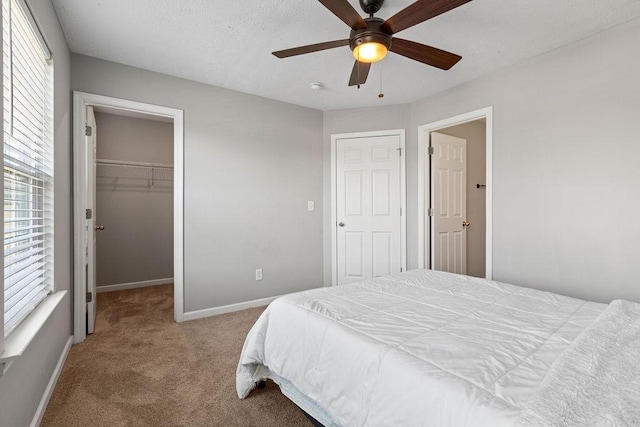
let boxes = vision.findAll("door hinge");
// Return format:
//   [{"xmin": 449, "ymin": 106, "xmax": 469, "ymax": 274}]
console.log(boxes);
[
  {"xmin": 400, "ymin": 207, "xmax": 403, "ymax": 216},
  {"xmin": 86, "ymin": 292, "xmax": 92, "ymax": 303},
  {"xmin": 428, "ymin": 208, "xmax": 434, "ymax": 216},
  {"xmin": 400, "ymin": 267, "xmax": 403, "ymax": 272},
  {"xmin": 86, "ymin": 208, "xmax": 92, "ymax": 219},
  {"xmin": 85, "ymin": 125, "xmax": 92, "ymax": 136},
  {"xmin": 428, "ymin": 146, "xmax": 435, "ymax": 155}
]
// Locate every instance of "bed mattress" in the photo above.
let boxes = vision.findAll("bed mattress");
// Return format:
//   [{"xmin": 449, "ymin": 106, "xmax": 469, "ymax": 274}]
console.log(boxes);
[{"xmin": 236, "ymin": 270, "xmax": 606, "ymax": 426}]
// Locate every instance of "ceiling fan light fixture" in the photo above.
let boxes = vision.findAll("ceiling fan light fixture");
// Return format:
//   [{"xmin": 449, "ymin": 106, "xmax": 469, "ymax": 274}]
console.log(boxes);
[
  {"xmin": 352, "ymin": 41, "xmax": 388, "ymax": 63},
  {"xmin": 349, "ymin": 19, "xmax": 391, "ymax": 64}
]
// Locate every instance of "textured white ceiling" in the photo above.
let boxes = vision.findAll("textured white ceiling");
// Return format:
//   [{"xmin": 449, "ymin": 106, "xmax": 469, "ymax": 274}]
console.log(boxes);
[{"xmin": 51, "ymin": 0, "xmax": 640, "ymax": 111}]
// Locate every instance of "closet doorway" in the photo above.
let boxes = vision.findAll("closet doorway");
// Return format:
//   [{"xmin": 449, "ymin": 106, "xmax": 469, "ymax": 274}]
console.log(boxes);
[
  {"xmin": 94, "ymin": 108, "xmax": 174, "ymax": 330},
  {"xmin": 417, "ymin": 107, "xmax": 493, "ymax": 279},
  {"xmin": 73, "ymin": 92, "xmax": 184, "ymax": 343}
]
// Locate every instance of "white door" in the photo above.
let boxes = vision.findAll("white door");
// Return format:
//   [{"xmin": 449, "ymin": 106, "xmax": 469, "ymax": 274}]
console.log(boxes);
[
  {"xmin": 336, "ymin": 135, "xmax": 402, "ymax": 285},
  {"xmin": 431, "ymin": 132, "xmax": 467, "ymax": 274},
  {"xmin": 86, "ymin": 106, "xmax": 97, "ymax": 334}
]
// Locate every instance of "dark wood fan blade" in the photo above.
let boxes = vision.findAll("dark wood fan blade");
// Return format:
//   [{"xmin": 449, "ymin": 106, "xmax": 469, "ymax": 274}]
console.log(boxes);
[
  {"xmin": 382, "ymin": 0, "xmax": 472, "ymax": 35},
  {"xmin": 390, "ymin": 38, "xmax": 462, "ymax": 70},
  {"xmin": 318, "ymin": 0, "xmax": 367, "ymax": 30},
  {"xmin": 272, "ymin": 39, "xmax": 350, "ymax": 58},
  {"xmin": 348, "ymin": 61, "xmax": 371, "ymax": 86}
]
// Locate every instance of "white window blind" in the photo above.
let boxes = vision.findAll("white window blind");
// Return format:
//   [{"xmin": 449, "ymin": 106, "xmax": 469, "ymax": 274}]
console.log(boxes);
[{"xmin": 2, "ymin": 0, "xmax": 54, "ymax": 337}]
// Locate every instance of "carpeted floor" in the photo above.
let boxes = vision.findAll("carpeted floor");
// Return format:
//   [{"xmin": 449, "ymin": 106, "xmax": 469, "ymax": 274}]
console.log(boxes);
[{"xmin": 42, "ymin": 285, "xmax": 311, "ymax": 426}]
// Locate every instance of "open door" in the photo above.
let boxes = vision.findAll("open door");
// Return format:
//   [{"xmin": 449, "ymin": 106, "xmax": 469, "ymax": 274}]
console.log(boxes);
[
  {"xmin": 431, "ymin": 132, "xmax": 468, "ymax": 274},
  {"xmin": 417, "ymin": 107, "xmax": 492, "ymax": 279},
  {"xmin": 73, "ymin": 92, "xmax": 185, "ymax": 343},
  {"xmin": 86, "ymin": 106, "xmax": 97, "ymax": 334}
]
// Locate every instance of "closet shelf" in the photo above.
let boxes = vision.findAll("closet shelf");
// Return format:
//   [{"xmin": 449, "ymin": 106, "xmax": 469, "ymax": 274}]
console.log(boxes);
[
  {"xmin": 96, "ymin": 159, "xmax": 173, "ymax": 170},
  {"xmin": 96, "ymin": 159, "xmax": 173, "ymax": 186}
]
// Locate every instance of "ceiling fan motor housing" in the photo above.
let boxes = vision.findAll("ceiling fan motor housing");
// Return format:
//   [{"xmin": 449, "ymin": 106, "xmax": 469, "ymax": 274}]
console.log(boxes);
[
  {"xmin": 359, "ymin": 0, "xmax": 385, "ymax": 15},
  {"xmin": 349, "ymin": 17, "xmax": 392, "ymax": 54}
]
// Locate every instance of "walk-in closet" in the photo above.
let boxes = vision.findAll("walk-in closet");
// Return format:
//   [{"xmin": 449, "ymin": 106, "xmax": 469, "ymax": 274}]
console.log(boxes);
[{"xmin": 94, "ymin": 109, "xmax": 174, "ymax": 296}]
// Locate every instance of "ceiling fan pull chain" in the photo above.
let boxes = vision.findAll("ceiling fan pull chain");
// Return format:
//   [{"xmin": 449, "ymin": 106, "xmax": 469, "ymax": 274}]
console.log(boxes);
[
  {"xmin": 357, "ymin": 51, "xmax": 361, "ymax": 89},
  {"xmin": 378, "ymin": 63, "xmax": 384, "ymax": 98}
]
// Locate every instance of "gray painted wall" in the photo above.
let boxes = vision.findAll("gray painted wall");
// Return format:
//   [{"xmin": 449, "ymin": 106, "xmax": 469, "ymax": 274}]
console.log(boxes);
[
  {"xmin": 438, "ymin": 120, "xmax": 487, "ymax": 278},
  {"xmin": 72, "ymin": 55, "xmax": 324, "ymax": 312},
  {"xmin": 0, "ymin": 0, "xmax": 73, "ymax": 425},
  {"xmin": 409, "ymin": 19, "xmax": 640, "ymax": 302},
  {"xmin": 95, "ymin": 112, "xmax": 174, "ymax": 287}
]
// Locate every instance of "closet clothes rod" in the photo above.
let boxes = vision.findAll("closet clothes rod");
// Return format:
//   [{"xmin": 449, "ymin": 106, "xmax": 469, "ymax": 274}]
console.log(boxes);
[{"xmin": 96, "ymin": 159, "xmax": 174, "ymax": 170}]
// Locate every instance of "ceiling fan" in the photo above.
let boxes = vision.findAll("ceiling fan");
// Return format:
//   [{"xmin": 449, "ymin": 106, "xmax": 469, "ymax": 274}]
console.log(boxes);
[{"xmin": 273, "ymin": 0, "xmax": 472, "ymax": 87}]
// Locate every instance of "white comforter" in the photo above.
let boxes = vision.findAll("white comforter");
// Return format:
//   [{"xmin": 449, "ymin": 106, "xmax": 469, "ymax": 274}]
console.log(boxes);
[
  {"xmin": 518, "ymin": 299, "xmax": 640, "ymax": 426},
  {"xmin": 236, "ymin": 270, "xmax": 606, "ymax": 426}
]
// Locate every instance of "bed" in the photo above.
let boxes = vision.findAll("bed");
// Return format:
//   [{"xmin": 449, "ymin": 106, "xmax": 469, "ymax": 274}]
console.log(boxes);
[{"xmin": 236, "ymin": 269, "xmax": 640, "ymax": 426}]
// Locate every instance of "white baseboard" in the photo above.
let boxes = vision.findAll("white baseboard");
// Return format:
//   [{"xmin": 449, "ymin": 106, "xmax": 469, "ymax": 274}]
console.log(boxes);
[
  {"xmin": 96, "ymin": 278, "xmax": 174, "ymax": 293},
  {"xmin": 183, "ymin": 295, "xmax": 280, "ymax": 322},
  {"xmin": 31, "ymin": 335, "xmax": 73, "ymax": 427}
]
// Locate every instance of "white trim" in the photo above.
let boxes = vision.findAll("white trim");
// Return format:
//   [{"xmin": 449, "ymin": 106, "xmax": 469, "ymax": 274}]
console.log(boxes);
[
  {"xmin": 29, "ymin": 336, "xmax": 73, "ymax": 427},
  {"xmin": 1, "ymin": 291, "xmax": 67, "ymax": 375},
  {"xmin": 417, "ymin": 107, "xmax": 493, "ymax": 279},
  {"xmin": 330, "ymin": 129, "xmax": 407, "ymax": 287},
  {"xmin": 96, "ymin": 278, "xmax": 174, "ymax": 293},
  {"xmin": 182, "ymin": 295, "xmax": 281, "ymax": 322},
  {"xmin": 73, "ymin": 91, "xmax": 185, "ymax": 344}
]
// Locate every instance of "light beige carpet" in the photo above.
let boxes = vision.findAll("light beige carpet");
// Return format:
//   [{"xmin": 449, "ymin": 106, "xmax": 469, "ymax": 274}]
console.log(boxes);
[{"xmin": 42, "ymin": 285, "xmax": 311, "ymax": 426}]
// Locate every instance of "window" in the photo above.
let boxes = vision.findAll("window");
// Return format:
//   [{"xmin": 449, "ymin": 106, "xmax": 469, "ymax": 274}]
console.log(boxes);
[{"xmin": 2, "ymin": 0, "xmax": 53, "ymax": 338}]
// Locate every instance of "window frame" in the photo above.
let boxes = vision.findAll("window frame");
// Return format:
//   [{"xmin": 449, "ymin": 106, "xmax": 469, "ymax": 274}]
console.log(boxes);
[{"xmin": 0, "ymin": 0, "xmax": 64, "ymax": 374}]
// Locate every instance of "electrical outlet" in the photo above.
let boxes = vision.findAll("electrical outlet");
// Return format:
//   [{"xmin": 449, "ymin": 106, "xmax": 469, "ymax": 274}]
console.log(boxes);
[
  {"xmin": 255, "ymin": 269, "xmax": 263, "ymax": 281},
  {"xmin": 307, "ymin": 201, "xmax": 315, "ymax": 212}
]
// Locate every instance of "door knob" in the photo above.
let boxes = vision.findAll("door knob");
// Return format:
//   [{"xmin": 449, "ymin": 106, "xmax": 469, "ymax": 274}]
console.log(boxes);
[
  {"xmin": 338, "ymin": 222, "xmax": 345, "ymax": 227},
  {"xmin": 462, "ymin": 221, "xmax": 470, "ymax": 228},
  {"xmin": 95, "ymin": 225, "xmax": 105, "ymax": 230}
]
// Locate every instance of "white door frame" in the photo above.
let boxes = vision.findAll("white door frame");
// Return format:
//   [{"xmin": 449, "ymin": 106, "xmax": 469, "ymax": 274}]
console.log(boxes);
[
  {"xmin": 72, "ymin": 91, "xmax": 185, "ymax": 343},
  {"xmin": 417, "ymin": 107, "xmax": 493, "ymax": 278},
  {"xmin": 331, "ymin": 129, "xmax": 407, "ymax": 286}
]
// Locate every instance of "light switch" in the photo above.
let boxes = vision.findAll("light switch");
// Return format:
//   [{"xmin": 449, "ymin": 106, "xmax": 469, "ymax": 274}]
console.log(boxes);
[
  {"xmin": 255, "ymin": 269, "xmax": 263, "ymax": 281},
  {"xmin": 307, "ymin": 201, "xmax": 315, "ymax": 212}
]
